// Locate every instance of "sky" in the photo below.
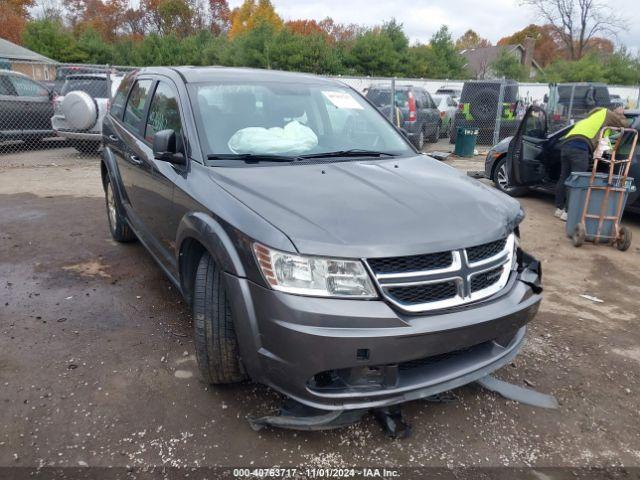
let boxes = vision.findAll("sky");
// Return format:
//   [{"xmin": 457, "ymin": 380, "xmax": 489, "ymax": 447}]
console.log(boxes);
[{"xmin": 227, "ymin": 0, "xmax": 640, "ymax": 52}]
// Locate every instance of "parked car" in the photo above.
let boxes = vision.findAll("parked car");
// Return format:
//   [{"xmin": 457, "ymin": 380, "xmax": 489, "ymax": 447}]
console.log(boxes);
[
  {"xmin": 47, "ymin": 66, "xmax": 110, "ymax": 94},
  {"xmin": 610, "ymin": 94, "xmax": 625, "ymax": 109},
  {"xmin": 365, "ymin": 85, "xmax": 441, "ymax": 149},
  {"xmin": 101, "ymin": 66, "xmax": 542, "ymax": 413},
  {"xmin": 435, "ymin": 86, "xmax": 462, "ymax": 100},
  {"xmin": 52, "ymin": 73, "xmax": 123, "ymax": 154},
  {"xmin": 547, "ymin": 82, "xmax": 612, "ymax": 132},
  {"xmin": 432, "ymin": 94, "xmax": 457, "ymax": 138},
  {"xmin": 484, "ymin": 105, "xmax": 640, "ymax": 213},
  {"xmin": 451, "ymin": 80, "xmax": 520, "ymax": 145},
  {"xmin": 0, "ymin": 70, "xmax": 55, "ymax": 144}
]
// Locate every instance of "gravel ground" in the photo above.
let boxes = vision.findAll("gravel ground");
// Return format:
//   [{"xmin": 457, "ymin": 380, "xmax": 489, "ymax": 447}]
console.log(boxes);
[{"xmin": 1, "ymin": 142, "xmax": 640, "ymax": 474}]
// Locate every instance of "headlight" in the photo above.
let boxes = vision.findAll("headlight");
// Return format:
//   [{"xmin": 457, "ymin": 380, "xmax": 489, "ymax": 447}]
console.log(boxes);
[{"xmin": 253, "ymin": 243, "xmax": 378, "ymax": 298}]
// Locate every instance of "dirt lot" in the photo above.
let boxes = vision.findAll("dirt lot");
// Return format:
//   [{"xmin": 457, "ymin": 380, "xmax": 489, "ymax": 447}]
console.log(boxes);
[{"xmin": 1, "ymin": 141, "xmax": 640, "ymax": 474}]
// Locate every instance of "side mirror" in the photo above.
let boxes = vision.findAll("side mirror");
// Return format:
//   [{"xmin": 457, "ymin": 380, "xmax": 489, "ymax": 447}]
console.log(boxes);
[{"xmin": 153, "ymin": 129, "xmax": 185, "ymax": 165}]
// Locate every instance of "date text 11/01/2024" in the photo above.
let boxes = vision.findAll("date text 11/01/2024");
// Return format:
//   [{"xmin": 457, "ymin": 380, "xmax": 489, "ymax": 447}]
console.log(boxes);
[{"xmin": 232, "ymin": 468, "xmax": 401, "ymax": 478}]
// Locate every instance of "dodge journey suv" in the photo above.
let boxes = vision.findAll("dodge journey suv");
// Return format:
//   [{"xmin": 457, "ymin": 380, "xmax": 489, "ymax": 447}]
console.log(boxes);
[{"xmin": 101, "ymin": 67, "xmax": 542, "ymax": 411}]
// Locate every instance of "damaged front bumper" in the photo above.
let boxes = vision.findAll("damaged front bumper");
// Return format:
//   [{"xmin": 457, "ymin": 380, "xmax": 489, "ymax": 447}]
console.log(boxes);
[{"xmin": 226, "ymin": 249, "xmax": 542, "ymax": 412}]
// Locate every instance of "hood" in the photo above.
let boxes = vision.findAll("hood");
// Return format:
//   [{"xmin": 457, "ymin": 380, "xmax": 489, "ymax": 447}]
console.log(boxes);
[{"xmin": 208, "ymin": 155, "xmax": 522, "ymax": 258}]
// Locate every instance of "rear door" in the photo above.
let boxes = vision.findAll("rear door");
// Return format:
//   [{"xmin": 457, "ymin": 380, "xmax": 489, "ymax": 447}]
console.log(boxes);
[
  {"xmin": 507, "ymin": 106, "xmax": 549, "ymax": 186},
  {"xmin": 7, "ymin": 75, "xmax": 52, "ymax": 133}
]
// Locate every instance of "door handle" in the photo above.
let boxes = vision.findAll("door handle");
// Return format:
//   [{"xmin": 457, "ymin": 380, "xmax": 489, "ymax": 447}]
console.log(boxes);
[{"xmin": 129, "ymin": 155, "xmax": 143, "ymax": 165}]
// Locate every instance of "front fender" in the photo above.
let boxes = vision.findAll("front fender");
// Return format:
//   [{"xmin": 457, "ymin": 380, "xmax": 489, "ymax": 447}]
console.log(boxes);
[{"xmin": 176, "ymin": 212, "xmax": 246, "ymax": 278}]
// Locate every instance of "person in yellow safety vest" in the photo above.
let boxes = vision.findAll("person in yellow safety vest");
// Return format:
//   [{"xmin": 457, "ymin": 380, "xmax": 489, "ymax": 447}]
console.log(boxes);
[{"xmin": 554, "ymin": 106, "xmax": 629, "ymax": 221}]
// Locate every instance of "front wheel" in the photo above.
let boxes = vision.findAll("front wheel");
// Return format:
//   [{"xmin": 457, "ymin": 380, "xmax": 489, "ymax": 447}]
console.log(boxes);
[
  {"xmin": 492, "ymin": 156, "xmax": 529, "ymax": 197},
  {"xmin": 193, "ymin": 252, "xmax": 248, "ymax": 385}
]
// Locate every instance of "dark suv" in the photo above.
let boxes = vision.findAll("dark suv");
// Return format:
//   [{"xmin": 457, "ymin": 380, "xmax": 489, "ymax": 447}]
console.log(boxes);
[
  {"xmin": 452, "ymin": 80, "xmax": 520, "ymax": 145},
  {"xmin": 366, "ymin": 85, "xmax": 441, "ymax": 149},
  {"xmin": 101, "ymin": 67, "xmax": 542, "ymax": 412}
]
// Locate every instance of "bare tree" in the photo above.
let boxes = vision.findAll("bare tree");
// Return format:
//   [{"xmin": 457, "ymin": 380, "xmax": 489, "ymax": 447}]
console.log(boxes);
[{"xmin": 521, "ymin": 0, "xmax": 627, "ymax": 60}]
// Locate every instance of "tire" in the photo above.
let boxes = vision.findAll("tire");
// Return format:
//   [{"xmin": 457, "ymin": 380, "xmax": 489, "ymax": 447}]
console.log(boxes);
[
  {"xmin": 105, "ymin": 176, "xmax": 136, "ymax": 242},
  {"xmin": 616, "ymin": 225, "xmax": 632, "ymax": 251},
  {"xmin": 428, "ymin": 122, "xmax": 440, "ymax": 143},
  {"xmin": 412, "ymin": 129, "xmax": 425, "ymax": 150},
  {"xmin": 572, "ymin": 223, "xmax": 586, "ymax": 248},
  {"xmin": 193, "ymin": 252, "xmax": 247, "ymax": 385},
  {"xmin": 75, "ymin": 141, "xmax": 100, "ymax": 155},
  {"xmin": 492, "ymin": 156, "xmax": 529, "ymax": 197}
]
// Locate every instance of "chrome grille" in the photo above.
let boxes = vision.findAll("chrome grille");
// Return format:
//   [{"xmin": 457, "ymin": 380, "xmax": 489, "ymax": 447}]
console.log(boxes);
[{"xmin": 366, "ymin": 234, "xmax": 516, "ymax": 313}]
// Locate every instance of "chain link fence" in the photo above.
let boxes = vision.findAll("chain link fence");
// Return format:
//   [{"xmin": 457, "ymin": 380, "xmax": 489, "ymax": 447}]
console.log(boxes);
[
  {"xmin": 1, "ymin": 62, "xmax": 639, "ymax": 163},
  {"xmin": 0, "ymin": 63, "xmax": 135, "ymax": 162}
]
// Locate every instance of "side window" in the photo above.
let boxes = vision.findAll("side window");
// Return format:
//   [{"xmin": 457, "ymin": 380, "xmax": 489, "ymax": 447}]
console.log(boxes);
[
  {"xmin": 123, "ymin": 79, "xmax": 153, "ymax": 133},
  {"xmin": 144, "ymin": 82, "xmax": 182, "ymax": 143},
  {"xmin": 0, "ymin": 77, "xmax": 15, "ymax": 96},
  {"xmin": 425, "ymin": 92, "xmax": 435, "ymax": 109},
  {"xmin": 111, "ymin": 74, "xmax": 135, "ymax": 119},
  {"xmin": 8, "ymin": 76, "xmax": 48, "ymax": 97}
]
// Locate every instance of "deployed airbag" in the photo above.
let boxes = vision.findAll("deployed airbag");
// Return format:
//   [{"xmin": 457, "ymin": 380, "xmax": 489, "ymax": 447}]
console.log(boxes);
[{"xmin": 228, "ymin": 120, "xmax": 318, "ymax": 155}]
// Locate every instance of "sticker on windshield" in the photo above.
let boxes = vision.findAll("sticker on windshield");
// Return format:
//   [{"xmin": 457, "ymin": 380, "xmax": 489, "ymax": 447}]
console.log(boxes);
[{"xmin": 322, "ymin": 91, "xmax": 364, "ymax": 110}]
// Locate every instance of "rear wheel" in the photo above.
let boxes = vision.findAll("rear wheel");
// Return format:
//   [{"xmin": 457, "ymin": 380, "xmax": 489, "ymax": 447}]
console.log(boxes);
[
  {"xmin": 428, "ymin": 122, "xmax": 440, "ymax": 143},
  {"xmin": 105, "ymin": 176, "xmax": 136, "ymax": 242},
  {"xmin": 412, "ymin": 129, "xmax": 425, "ymax": 150},
  {"xmin": 193, "ymin": 252, "xmax": 248, "ymax": 385},
  {"xmin": 75, "ymin": 140, "xmax": 100, "ymax": 155},
  {"xmin": 492, "ymin": 156, "xmax": 529, "ymax": 197}
]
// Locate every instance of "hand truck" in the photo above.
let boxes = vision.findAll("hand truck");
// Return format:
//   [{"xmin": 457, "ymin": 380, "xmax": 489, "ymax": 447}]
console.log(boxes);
[{"xmin": 572, "ymin": 127, "xmax": 638, "ymax": 250}]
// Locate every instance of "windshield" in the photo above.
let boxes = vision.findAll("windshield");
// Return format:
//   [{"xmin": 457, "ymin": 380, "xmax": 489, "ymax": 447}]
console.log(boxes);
[
  {"xmin": 61, "ymin": 77, "xmax": 109, "ymax": 98},
  {"xmin": 366, "ymin": 89, "xmax": 408, "ymax": 108},
  {"xmin": 190, "ymin": 82, "xmax": 413, "ymax": 158}
]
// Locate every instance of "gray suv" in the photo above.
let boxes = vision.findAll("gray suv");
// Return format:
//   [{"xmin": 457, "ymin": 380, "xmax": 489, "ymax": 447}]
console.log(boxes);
[
  {"xmin": 366, "ymin": 85, "xmax": 441, "ymax": 149},
  {"xmin": 101, "ymin": 67, "xmax": 542, "ymax": 412}
]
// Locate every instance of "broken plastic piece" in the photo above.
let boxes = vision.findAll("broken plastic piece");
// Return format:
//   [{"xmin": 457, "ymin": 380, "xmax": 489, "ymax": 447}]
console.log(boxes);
[
  {"xmin": 372, "ymin": 405, "xmax": 412, "ymax": 439},
  {"xmin": 248, "ymin": 398, "xmax": 366, "ymax": 431},
  {"xmin": 475, "ymin": 375, "xmax": 559, "ymax": 409}
]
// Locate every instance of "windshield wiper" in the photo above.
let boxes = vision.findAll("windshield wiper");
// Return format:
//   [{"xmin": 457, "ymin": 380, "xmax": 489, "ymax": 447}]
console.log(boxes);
[
  {"xmin": 297, "ymin": 149, "xmax": 397, "ymax": 160},
  {"xmin": 206, "ymin": 153, "xmax": 296, "ymax": 162}
]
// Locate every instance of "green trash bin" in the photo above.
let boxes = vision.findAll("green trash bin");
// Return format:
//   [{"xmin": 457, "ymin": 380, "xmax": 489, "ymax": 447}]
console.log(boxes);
[{"xmin": 454, "ymin": 127, "xmax": 478, "ymax": 157}]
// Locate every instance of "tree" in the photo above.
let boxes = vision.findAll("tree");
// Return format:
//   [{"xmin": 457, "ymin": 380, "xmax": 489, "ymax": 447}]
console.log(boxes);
[
  {"xmin": 491, "ymin": 49, "xmax": 527, "ymax": 80},
  {"xmin": 270, "ymin": 28, "xmax": 342, "ymax": 74},
  {"xmin": 426, "ymin": 25, "xmax": 468, "ymax": 78},
  {"xmin": 542, "ymin": 54, "xmax": 606, "ymax": 82},
  {"xmin": 228, "ymin": 0, "xmax": 282, "ymax": 39},
  {"xmin": 64, "ymin": 0, "xmax": 128, "ymax": 41},
  {"xmin": 455, "ymin": 29, "xmax": 491, "ymax": 51},
  {"xmin": 498, "ymin": 24, "xmax": 560, "ymax": 67},
  {"xmin": 209, "ymin": 0, "xmax": 231, "ymax": 35},
  {"xmin": 521, "ymin": 0, "xmax": 627, "ymax": 60},
  {"xmin": 22, "ymin": 19, "xmax": 85, "ymax": 62},
  {"xmin": 0, "ymin": 0, "xmax": 35, "ymax": 44},
  {"xmin": 347, "ymin": 28, "xmax": 400, "ymax": 76}
]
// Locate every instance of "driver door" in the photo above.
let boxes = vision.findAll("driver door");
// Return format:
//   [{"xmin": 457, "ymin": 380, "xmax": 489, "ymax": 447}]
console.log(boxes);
[{"xmin": 507, "ymin": 106, "xmax": 548, "ymax": 186}]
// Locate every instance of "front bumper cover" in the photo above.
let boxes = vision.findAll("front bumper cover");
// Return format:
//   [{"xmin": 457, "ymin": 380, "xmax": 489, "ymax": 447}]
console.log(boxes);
[{"xmin": 225, "ymin": 250, "xmax": 542, "ymax": 411}]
